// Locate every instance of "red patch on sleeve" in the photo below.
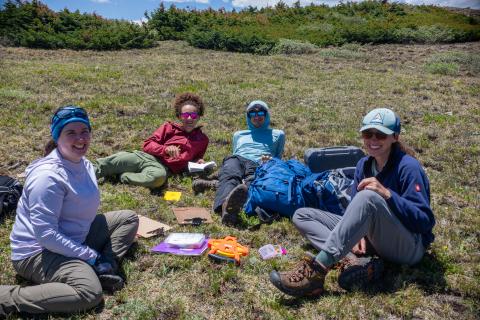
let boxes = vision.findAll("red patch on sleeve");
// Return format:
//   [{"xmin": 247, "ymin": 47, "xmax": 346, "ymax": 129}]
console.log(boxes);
[{"xmin": 415, "ymin": 184, "xmax": 421, "ymax": 192}]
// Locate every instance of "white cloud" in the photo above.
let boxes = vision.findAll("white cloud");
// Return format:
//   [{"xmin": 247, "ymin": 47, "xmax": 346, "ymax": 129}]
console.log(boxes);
[
  {"xmin": 132, "ymin": 17, "xmax": 148, "ymax": 25},
  {"xmin": 91, "ymin": 0, "xmax": 111, "ymax": 3},
  {"xmin": 162, "ymin": 0, "xmax": 211, "ymax": 4},
  {"xmin": 231, "ymin": 0, "xmax": 347, "ymax": 8},
  {"xmin": 230, "ymin": 0, "xmax": 480, "ymax": 9},
  {"xmin": 397, "ymin": 0, "xmax": 480, "ymax": 8}
]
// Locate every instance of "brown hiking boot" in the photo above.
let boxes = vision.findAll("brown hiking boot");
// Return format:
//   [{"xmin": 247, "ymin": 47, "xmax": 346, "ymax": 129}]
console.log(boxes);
[
  {"xmin": 269, "ymin": 252, "xmax": 327, "ymax": 297},
  {"xmin": 221, "ymin": 184, "xmax": 248, "ymax": 225},
  {"xmin": 336, "ymin": 253, "xmax": 384, "ymax": 291},
  {"xmin": 192, "ymin": 179, "xmax": 218, "ymax": 194}
]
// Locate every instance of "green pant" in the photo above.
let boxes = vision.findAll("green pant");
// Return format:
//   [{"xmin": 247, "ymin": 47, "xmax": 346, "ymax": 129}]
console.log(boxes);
[
  {"xmin": 94, "ymin": 151, "xmax": 167, "ymax": 188},
  {"xmin": 0, "ymin": 210, "xmax": 139, "ymax": 316}
]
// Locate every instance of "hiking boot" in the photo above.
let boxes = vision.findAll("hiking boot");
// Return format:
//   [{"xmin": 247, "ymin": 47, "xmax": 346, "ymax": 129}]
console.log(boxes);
[
  {"xmin": 269, "ymin": 252, "xmax": 327, "ymax": 297},
  {"xmin": 206, "ymin": 170, "xmax": 220, "ymax": 180},
  {"xmin": 337, "ymin": 253, "xmax": 384, "ymax": 291},
  {"xmin": 192, "ymin": 179, "xmax": 218, "ymax": 194},
  {"xmin": 98, "ymin": 274, "xmax": 124, "ymax": 293},
  {"xmin": 221, "ymin": 184, "xmax": 248, "ymax": 225}
]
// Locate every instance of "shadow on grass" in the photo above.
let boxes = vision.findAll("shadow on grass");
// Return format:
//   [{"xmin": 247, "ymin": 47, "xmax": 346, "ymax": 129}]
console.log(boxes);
[
  {"xmin": 271, "ymin": 252, "xmax": 448, "ymax": 310},
  {"xmin": 149, "ymin": 183, "xmax": 169, "ymax": 197},
  {"xmin": 279, "ymin": 246, "xmax": 448, "ymax": 298},
  {"xmin": 376, "ymin": 252, "xmax": 448, "ymax": 295},
  {"xmin": 276, "ymin": 291, "xmax": 344, "ymax": 308}
]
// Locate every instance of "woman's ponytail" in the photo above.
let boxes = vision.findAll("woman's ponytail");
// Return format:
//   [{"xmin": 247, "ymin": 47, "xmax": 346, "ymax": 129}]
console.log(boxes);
[{"xmin": 44, "ymin": 139, "xmax": 57, "ymax": 157}]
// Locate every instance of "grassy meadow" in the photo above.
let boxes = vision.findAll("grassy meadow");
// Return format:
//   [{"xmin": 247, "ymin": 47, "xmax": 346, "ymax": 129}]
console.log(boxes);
[{"xmin": 0, "ymin": 41, "xmax": 479, "ymax": 319}]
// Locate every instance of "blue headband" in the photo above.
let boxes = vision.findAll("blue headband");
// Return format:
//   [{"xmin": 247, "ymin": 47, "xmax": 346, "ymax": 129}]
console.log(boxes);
[{"xmin": 50, "ymin": 106, "xmax": 91, "ymax": 142}]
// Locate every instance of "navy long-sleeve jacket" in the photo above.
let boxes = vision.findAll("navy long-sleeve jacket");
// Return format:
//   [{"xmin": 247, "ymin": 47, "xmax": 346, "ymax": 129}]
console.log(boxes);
[{"xmin": 351, "ymin": 144, "xmax": 435, "ymax": 247}]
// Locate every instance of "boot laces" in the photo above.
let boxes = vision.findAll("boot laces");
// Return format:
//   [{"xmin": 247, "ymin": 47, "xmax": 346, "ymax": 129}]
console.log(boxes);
[
  {"xmin": 337, "ymin": 256, "xmax": 356, "ymax": 272},
  {"xmin": 288, "ymin": 259, "xmax": 315, "ymax": 282}
]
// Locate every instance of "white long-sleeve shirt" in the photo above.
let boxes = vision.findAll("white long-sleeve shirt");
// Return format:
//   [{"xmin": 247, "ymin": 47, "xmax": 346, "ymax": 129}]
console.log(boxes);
[{"xmin": 10, "ymin": 149, "xmax": 100, "ymax": 261}]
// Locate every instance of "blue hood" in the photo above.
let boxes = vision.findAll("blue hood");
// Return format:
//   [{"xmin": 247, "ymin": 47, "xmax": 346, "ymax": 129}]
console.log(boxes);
[{"xmin": 246, "ymin": 100, "xmax": 270, "ymax": 130}]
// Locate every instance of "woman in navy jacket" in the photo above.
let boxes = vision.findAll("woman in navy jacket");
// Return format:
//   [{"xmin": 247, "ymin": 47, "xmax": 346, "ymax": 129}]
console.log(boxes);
[{"xmin": 269, "ymin": 108, "xmax": 435, "ymax": 297}]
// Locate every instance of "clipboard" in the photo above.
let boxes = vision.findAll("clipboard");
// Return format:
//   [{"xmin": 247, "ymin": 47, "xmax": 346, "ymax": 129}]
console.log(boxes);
[
  {"xmin": 172, "ymin": 207, "xmax": 213, "ymax": 225},
  {"xmin": 137, "ymin": 215, "xmax": 172, "ymax": 238}
]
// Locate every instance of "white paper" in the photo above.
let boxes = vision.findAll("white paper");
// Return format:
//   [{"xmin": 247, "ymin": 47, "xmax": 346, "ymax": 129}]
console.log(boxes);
[{"xmin": 188, "ymin": 161, "xmax": 216, "ymax": 173}]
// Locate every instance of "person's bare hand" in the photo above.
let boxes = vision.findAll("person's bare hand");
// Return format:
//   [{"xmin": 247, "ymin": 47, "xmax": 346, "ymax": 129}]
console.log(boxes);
[
  {"xmin": 261, "ymin": 155, "xmax": 272, "ymax": 163},
  {"xmin": 357, "ymin": 177, "xmax": 391, "ymax": 199},
  {"xmin": 165, "ymin": 145, "xmax": 180, "ymax": 158},
  {"xmin": 197, "ymin": 159, "xmax": 205, "ymax": 164},
  {"xmin": 351, "ymin": 237, "xmax": 367, "ymax": 255}
]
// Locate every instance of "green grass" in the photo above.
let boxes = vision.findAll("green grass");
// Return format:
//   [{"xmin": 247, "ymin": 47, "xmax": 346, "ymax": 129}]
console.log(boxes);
[{"xmin": 0, "ymin": 40, "xmax": 479, "ymax": 319}]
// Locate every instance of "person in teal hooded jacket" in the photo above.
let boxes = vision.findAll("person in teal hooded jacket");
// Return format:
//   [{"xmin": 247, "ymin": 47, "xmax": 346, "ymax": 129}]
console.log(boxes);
[{"xmin": 210, "ymin": 100, "xmax": 285, "ymax": 225}]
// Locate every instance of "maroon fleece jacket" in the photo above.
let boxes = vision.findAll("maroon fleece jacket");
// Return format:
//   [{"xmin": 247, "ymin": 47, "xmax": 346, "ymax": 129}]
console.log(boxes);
[{"xmin": 143, "ymin": 121, "xmax": 209, "ymax": 174}]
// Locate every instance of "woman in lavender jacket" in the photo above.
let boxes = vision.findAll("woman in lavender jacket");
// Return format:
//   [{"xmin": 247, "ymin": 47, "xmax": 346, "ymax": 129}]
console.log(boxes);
[{"xmin": 0, "ymin": 106, "xmax": 139, "ymax": 317}]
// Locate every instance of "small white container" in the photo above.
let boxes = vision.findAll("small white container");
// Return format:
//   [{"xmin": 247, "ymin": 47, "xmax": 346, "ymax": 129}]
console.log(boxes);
[
  {"xmin": 164, "ymin": 233, "xmax": 206, "ymax": 249},
  {"xmin": 258, "ymin": 244, "xmax": 286, "ymax": 260}
]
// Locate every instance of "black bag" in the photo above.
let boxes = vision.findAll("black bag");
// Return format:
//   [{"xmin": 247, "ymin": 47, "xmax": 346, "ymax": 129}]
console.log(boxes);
[
  {"xmin": 304, "ymin": 146, "xmax": 364, "ymax": 173},
  {"xmin": 0, "ymin": 175, "xmax": 23, "ymax": 218}
]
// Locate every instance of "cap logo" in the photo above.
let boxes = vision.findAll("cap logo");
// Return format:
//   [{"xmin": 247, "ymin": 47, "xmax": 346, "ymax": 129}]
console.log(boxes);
[{"xmin": 370, "ymin": 112, "xmax": 383, "ymax": 125}]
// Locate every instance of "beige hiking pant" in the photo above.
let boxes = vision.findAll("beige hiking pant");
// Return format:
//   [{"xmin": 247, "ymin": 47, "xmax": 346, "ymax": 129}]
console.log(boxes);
[{"xmin": 0, "ymin": 210, "xmax": 138, "ymax": 316}]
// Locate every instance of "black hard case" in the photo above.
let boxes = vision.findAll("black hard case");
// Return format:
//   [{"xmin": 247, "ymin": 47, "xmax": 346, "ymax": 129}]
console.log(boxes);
[{"xmin": 304, "ymin": 146, "xmax": 365, "ymax": 173}]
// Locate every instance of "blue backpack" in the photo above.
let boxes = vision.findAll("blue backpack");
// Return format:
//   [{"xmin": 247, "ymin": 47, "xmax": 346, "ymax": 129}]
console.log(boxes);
[
  {"xmin": 301, "ymin": 168, "xmax": 355, "ymax": 216},
  {"xmin": 243, "ymin": 158, "xmax": 312, "ymax": 218}
]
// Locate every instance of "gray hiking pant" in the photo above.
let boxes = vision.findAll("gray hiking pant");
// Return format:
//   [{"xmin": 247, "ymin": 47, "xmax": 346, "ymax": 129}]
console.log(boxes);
[
  {"xmin": 293, "ymin": 190, "xmax": 425, "ymax": 266},
  {"xmin": 0, "ymin": 210, "xmax": 139, "ymax": 316}
]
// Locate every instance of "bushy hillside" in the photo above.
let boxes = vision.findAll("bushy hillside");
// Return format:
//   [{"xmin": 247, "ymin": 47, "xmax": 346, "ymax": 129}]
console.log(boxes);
[
  {"xmin": 1, "ymin": 0, "xmax": 479, "ymax": 52},
  {"xmin": 149, "ymin": 1, "xmax": 480, "ymax": 54},
  {"xmin": 0, "ymin": 0, "xmax": 155, "ymax": 50}
]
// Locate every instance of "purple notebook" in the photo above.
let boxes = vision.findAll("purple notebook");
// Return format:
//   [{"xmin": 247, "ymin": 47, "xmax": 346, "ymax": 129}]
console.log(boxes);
[{"xmin": 151, "ymin": 238, "xmax": 209, "ymax": 256}]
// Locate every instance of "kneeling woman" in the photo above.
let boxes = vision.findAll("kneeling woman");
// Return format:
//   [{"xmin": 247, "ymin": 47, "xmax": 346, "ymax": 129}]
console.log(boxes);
[
  {"xmin": 270, "ymin": 108, "xmax": 435, "ymax": 297},
  {"xmin": 0, "ymin": 106, "xmax": 139, "ymax": 316}
]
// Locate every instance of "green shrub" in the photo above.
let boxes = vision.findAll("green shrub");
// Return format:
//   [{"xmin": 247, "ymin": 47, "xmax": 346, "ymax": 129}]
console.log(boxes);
[
  {"xmin": 425, "ymin": 62, "xmax": 460, "ymax": 76},
  {"xmin": 0, "ymin": 0, "xmax": 155, "ymax": 50},
  {"xmin": 426, "ymin": 51, "xmax": 480, "ymax": 75},
  {"xmin": 318, "ymin": 47, "xmax": 367, "ymax": 60},
  {"xmin": 271, "ymin": 38, "xmax": 317, "ymax": 55},
  {"xmin": 296, "ymin": 23, "xmax": 335, "ymax": 34},
  {"xmin": 187, "ymin": 29, "xmax": 275, "ymax": 54},
  {"xmin": 340, "ymin": 42, "xmax": 362, "ymax": 51},
  {"xmin": 393, "ymin": 25, "xmax": 462, "ymax": 44}
]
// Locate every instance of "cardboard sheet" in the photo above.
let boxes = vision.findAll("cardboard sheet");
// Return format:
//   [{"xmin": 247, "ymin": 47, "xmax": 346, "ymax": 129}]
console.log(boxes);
[
  {"xmin": 137, "ymin": 215, "xmax": 172, "ymax": 238},
  {"xmin": 172, "ymin": 207, "xmax": 213, "ymax": 225}
]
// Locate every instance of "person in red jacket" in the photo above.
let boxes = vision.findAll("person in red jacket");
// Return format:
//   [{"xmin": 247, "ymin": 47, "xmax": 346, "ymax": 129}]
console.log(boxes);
[{"xmin": 94, "ymin": 93, "xmax": 209, "ymax": 188}]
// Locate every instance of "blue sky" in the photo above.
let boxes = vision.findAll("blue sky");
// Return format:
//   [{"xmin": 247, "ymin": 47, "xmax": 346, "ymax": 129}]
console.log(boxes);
[{"xmin": 1, "ymin": 0, "xmax": 479, "ymax": 22}]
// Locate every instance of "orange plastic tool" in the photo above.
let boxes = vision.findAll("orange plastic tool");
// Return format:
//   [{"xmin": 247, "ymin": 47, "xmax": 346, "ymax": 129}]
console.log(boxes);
[{"xmin": 208, "ymin": 236, "xmax": 249, "ymax": 264}]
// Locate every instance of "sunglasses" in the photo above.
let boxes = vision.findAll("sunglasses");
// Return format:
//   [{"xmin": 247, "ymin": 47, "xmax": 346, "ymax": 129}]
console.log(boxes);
[
  {"xmin": 361, "ymin": 130, "xmax": 390, "ymax": 140},
  {"xmin": 52, "ymin": 106, "xmax": 88, "ymax": 123},
  {"xmin": 180, "ymin": 112, "xmax": 199, "ymax": 120},
  {"xmin": 248, "ymin": 110, "xmax": 266, "ymax": 118}
]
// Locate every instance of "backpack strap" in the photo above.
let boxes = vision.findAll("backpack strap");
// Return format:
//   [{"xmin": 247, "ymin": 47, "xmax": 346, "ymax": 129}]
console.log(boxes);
[{"xmin": 0, "ymin": 186, "xmax": 12, "ymax": 194}]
